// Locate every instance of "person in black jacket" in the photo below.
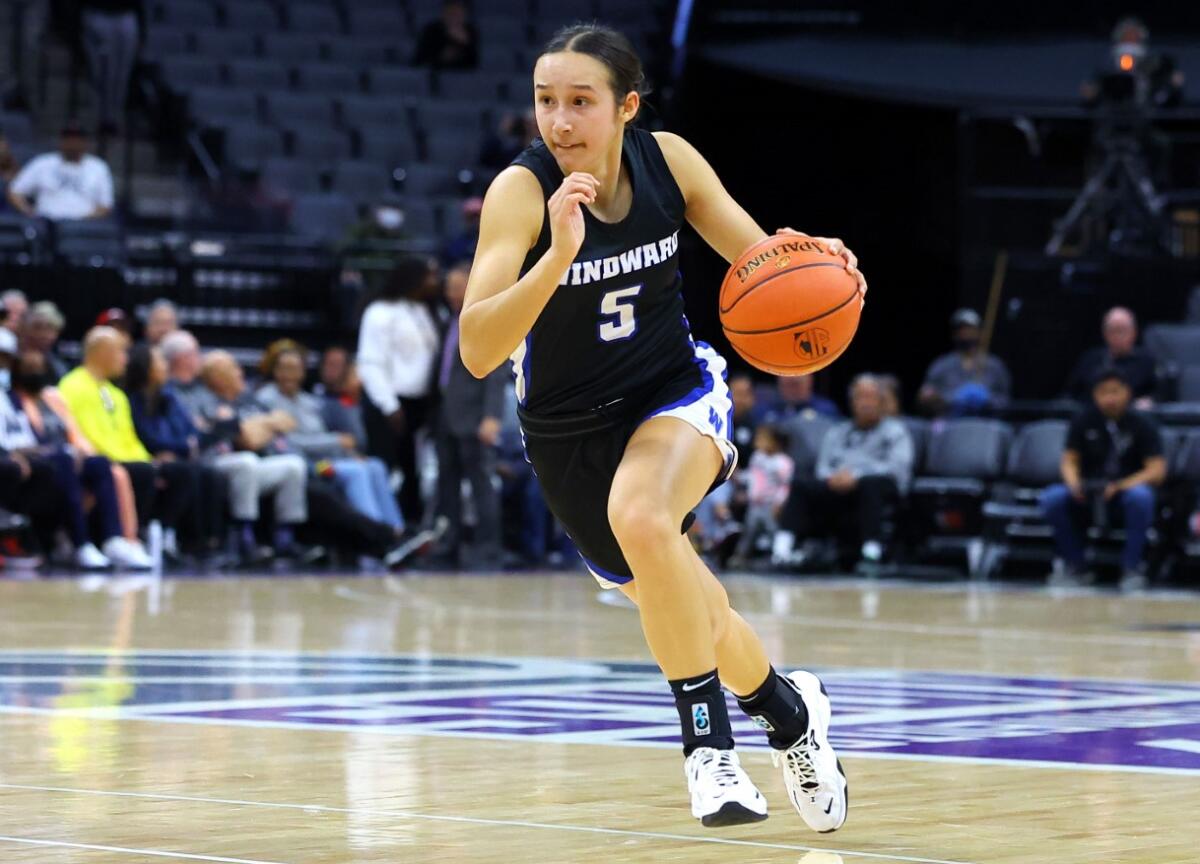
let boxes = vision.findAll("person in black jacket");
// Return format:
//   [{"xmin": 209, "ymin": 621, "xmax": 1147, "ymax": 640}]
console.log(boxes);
[
  {"xmin": 1063, "ymin": 307, "xmax": 1157, "ymax": 405},
  {"xmin": 413, "ymin": 0, "xmax": 478, "ymax": 70},
  {"xmin": 1041, "ymin": 366, "xmax": 1166, "ymax": 590},
  {"xmin": 433, "ymin": 263, "xmax": 507, "ymax": 567}
]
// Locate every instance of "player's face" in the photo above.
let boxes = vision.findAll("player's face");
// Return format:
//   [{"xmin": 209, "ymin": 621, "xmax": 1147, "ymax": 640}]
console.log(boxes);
[{"xmin": 533, "ymin": 52, "xmax": 634, "ymax": 173}]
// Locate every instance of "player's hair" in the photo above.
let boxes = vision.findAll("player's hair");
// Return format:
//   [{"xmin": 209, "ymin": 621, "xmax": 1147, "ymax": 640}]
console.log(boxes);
[{"xmin": 541, "ymin": 23, "xmax": 648, "ymax": 118}]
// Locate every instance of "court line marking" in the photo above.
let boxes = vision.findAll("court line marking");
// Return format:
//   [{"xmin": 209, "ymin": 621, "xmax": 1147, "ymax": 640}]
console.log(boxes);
[
  {"xmin": 0, "ymin": 835, "xmax": 288, "ymax": 864},
  {"xmin": 0, "ymin": 782, "xmax": 977, "ymax": 864}
]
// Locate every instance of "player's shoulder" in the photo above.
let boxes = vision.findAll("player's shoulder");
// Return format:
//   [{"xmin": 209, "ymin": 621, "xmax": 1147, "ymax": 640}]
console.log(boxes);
[{"xmin": 479, "ymin": 165, "xmax": 545, "ymax": 245}]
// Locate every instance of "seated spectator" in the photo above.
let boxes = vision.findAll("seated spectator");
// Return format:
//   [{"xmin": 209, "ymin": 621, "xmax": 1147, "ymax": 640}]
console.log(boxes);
[
  {"xmin": 0, "ymin": 131, "xmax": 19, "ymax": 188},
  {"xmin": 433, "ymin": 263, "xmax": 505, "ymax": 568},
  {"xmin": 441, "ymin": 197, "xmax": 482, "ymax": 267},
  {"xmin": 6, "ymin": 121, "xmax": 113, "ymax": 220},
  {"xmin": 878, "ymin": 373, "xmax": 902, "ymax": 417},
  {"xmin": 315, "ymin": 347, "xmax": 368, "ymax": 452},
  {"xmin": 917, "ymin": 309, "xmax": 1011, "ymax": 417},
  {"xmin": 728, "ymin": 374, "xmax": 759, "ymax": 465},
  {"xmin": 729, "ymin": 424, "xmax": 794, "ymax": 567},
  {"xmin": 143, "ymin": 299, "xmax": 179, "ymax": 347},
  {"xmin": 8, "ymin": 350, "xmax": 140, "ymax": 569},
  {"xmin": 125, "ymin": 345, "xmax": 226, "ymax": 561},
  {"xmin": 413, "ymin": 0, "xmax": 479, "ymax": 70},
  {"xmin": 762, "ymin": 374, "xmax": 840, "ymax": 424},
  {"xmin": 160, "ymin": 329, "xmax": 206, "ymax": 415},
  {"xmin": 197, "ymin": 350, "xmax": 316, "ymax": 565},
  {"xmin": 257, "ymin": 340, "xmax": 405, "ymax": 535},
  {"xmin": 95, "ymin": 307, "xmax": 133, "ymax": 349},
  {"xmin": 1040, "ymin": 367, "xmax": 1166, "ymax": 590},
  {"xmin": 774, "ymin": 374, "xmax": 914, "ymax": 569},
  {"xmin": 1063, "ymin": 307, "xmax": 1157, "ymax": 405},
  {"xmin": 20, "ymin": 301, "xmax": 69, "ymax": 380},
  {"xmin": 481, "ymin": 109, "xmax": 536, "ymax": 171},
  {"xmin": 1, "ymin": 289, "xmax": 27, "ymax": 335},
  {"xmin": 14, "ymin": 347, "xmax": 145, "ymax": 560}
]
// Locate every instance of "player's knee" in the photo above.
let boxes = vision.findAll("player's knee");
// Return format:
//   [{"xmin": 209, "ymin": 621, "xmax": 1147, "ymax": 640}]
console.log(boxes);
[{"xmin": 608, "ymin": 494, "xmax": 674, "ymax": 554}]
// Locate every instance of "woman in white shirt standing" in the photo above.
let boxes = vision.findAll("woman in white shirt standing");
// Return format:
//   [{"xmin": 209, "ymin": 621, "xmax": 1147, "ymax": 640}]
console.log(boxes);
[{"xmin": 356, "ymin": 256, "xmax": 442, "ymax": 523}]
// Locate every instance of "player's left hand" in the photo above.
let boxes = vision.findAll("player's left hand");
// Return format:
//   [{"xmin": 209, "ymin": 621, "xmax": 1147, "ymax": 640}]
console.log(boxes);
[{"xmin": 775, "ymin": 228, "xmax": 867, "ymax": 305}]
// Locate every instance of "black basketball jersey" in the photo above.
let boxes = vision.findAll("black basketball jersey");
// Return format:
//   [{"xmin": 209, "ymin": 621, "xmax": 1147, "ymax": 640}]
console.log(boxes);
[{"xmin": 509, "ymin": 126, "xmax": 696, "ymax": 415}]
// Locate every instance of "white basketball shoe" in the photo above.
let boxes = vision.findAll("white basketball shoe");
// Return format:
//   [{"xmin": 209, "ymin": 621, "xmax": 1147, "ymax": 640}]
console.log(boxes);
[
  {"xmin": 772, "ymin": 671, "xmax": 848, "ymax": 833},
  {"xmin": 684, "ymin": 747, "xmax": 769, "ymax": 827}
]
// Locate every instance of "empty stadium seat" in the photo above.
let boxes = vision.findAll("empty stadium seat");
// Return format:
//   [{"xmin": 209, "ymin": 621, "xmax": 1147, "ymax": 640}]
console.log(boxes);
[
  {"xmin": 289, "ymin": 127, "xmax": 353, "ymax": 162},
  {"xmin": 412, "ymin": 101, "xmax": 490, "ymax": 134},
  {"xmin": 160, "ymin": 55, "xmax": 223, "ymax": 89},
  {"xmin": 436, "ymin": 70, "xmax": 500, "ymax": 101},
  {"xmin": 261, "ymin": 33, "xmax": 325, "ymax": 64},
  {"xmin": 476, "ymin": 16, "xmax": 530, "ymax": 46},
  {"xmin": 422, "ymin": 128, "xmax": 481, "ymax": 168},
  {"xmin": 193, "ymin": 27, "xmax": 256, "ymax": 59},
  {"xmin": 54, "ymin": 219, "xmax": 124, "ymax": 267},
  {"xmin": 397, "ymin": 163, "xmax": 462, "ymax": 196},
  {"xmin": 366, "ymin": 66, "xmax": 434, "ymax": 100},
  {"xmin": 345, "ymin": 6, "xmax": 407, "ymax": 37},
  {"xmin": 189, "ymin": 87, "xmax": 259, "ymax": 129},
  {"xmin": 330, "ymin": 160, "xmax": 393, "ymax": 203},
  {"xmin": 286, "ymin": 3, "xmax": 343, "ymax": 35},
  {"xmin": 394, "ymin": 197, "xmax": 439, "ymax": 236},
  {"xmin": 355, "ymin": 125, "xmax": 420, "ymax": 167},
  {"xmin": 221, "ymin": 0, "xmax": 279, "ymax": 31},
  {"xmin": 153, "ymin": 0, "xmax": 216, "ymax": 28},
  {"xmin": 326, "ymin": 36, "xmax": 410, "ymax": 67},
  {"xmin": 262, "ymin": 157, "xmax": 323, "ymax": 196},
  {"xmin": 1144, "ymin": 323, "xmax": 1200, "ymax": 368},
  {"xmin": 296, "ymin": 63, "xmax": 361, "ymax": 95},
  {"xmin": 263, "ymin": 91, "xmax": 338, "ymax": 129},
  {"xmin": 223, "ymin": 124, "xmax": 285, "ymax": 170},
  {"xmin": 478, "ymin": 45, "xmax": 519, "ymax": 73},
  {"xmin": 227, "ymin": 59, "xmax": 291, "ymax": 91},
  {"xmin": 1177, "ymin": 365, "xmax": 1200, "ymax": 402},
  {"xmin": 289, "ymin": 192, "xmax": 358, "ymax": 239},
  {"xmin": 142, "ymin": 26, "xmax": 190, "ymax": 60}
]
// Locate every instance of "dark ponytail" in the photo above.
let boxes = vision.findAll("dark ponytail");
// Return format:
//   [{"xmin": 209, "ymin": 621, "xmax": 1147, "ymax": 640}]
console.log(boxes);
[{"xmin": 541, "ymin": 24, "xmax": 649, "ymax": 119}]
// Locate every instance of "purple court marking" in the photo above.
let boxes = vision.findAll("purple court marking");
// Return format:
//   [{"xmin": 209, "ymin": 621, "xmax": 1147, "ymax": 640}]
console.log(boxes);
[{"xmin": 2, "ymin": 651, "xmax": 1200, "ymax": 775}]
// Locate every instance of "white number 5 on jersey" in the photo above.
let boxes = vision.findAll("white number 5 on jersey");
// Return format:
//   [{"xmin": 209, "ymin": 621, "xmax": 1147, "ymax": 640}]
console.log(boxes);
[{"xmin": 598, "ymin": 284, "xmax": 643, "ymax": 343}]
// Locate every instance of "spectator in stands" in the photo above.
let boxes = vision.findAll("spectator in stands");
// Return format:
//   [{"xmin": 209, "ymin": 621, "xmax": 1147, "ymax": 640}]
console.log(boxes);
[
  {"xmin": 441, "ymin": 196, "xmax": 482, "ymax": 266},
  {"xmin": 19, "ymin": 301, "xmax": 68, "ymax": 380},
  {"xmin": 917, "ymin": 308, "xmax": 1011, "ymax": 417},
  {"xmin": 14, "ymin": 346, "xmax": 145, "ymax": 560},
  {"xmin": 729, "ymin": 424, "xmax": 794, "ymax": 568},
  {"xmin": 357, "ymin": 255, "xmax": 441, "ymax": 523},
  {"xmin": 160, "ymin": 329, "xmax": 205, "ymax": 415},
  {"xmin": 79, "ymin": 0, "xmax": 144, "ymax": 137},
  {"xmin": 1063, "ymin": 307, "xmax": 1157, "ymax": 405},
  {"xmin": 433, "ymin": 262, "xmax": 505, "ymax": 568},
  {"xmin": 257, "ymin": 340, "xmax": 406, "ymax": 536},
  {"xmin": 57, "ymin": 324, "xmax": 184, "ymax": 559},
  {"xmin": 878, "ymin": 373, "xmax": 902, "ymax": 417},
  {"xmin": 762, "ymin": 373, "xmax": 839, "ymax": 424},
  {"xmin": 10, "ymin": 349, "xmax": 138, "ymax": 569},
  {"xmin": 314, "ymin": 346, "xmax": 368, "ymax": 452},
  {"xmin": 481, "ymin": 109, "xmax": 536, "ymax": 171},
  {"xmin": 773, "ymin": 374, "xmax": 914, "ymax": 569},
  {"xmin": 0, "ymin": 132, "xmax": 19, "ymax": 189},
  {"xmin": 316, "ymin": 345, "xmax": 351, "ymax": 397},
  {"xmin": 6, "ymin": 121, "xmax": 114, "ymax": 220},
  {"xmin": 197, "ymin": 350, "xmax": 317, "ymax": 566},
  {"xmin": 413, "ymin": 0, "xmax": 479, "ymax": 70},
  {"xmin": 95, "ymin": 307, "xmax": 132, "ymax": 348},
  {"xmin": 143, "ymin": 299, "xmax": 178, "ymax": 347},
  {"xmin": 1040, "ymin": 367, "xmax": 1166, "ymax": 590},
  {"xmin": 1, "ymin": 289, "xmax": 27, "ymax": 335},
  {"xmin": 729, "ymin": 373, "xmax": 759, "ymax": 465},
  {"xmin": 125, "ymin": 344, "xmax": 227, "ymax": 561}
]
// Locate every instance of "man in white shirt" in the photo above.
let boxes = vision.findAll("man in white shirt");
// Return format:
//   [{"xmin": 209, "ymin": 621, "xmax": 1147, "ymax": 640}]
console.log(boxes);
[{"xmin": 6, "ymin": 123, "xmax": 114, "ymax": 221}]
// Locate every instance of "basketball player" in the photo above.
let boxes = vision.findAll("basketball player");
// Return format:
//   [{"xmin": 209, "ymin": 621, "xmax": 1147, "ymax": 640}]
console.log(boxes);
[{"xmin": 462, "ymin": 24, "xmax": 865, "ymax": 830}]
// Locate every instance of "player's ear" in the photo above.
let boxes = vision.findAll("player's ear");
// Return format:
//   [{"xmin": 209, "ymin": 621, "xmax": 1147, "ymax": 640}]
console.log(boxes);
[{"xmin": 621, "ymin": 90, "xmax": 639, "ymax": 124}]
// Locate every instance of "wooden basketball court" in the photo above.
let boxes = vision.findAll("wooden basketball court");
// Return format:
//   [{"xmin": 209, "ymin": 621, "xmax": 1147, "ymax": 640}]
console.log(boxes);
[{"xmin": 1, "ymin": 571, "xmax": 1197, "ymax": 863}]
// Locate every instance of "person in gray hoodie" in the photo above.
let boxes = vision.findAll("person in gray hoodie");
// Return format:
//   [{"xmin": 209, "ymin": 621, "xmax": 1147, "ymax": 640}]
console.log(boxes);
[
  {"xmin": 773, "ymin": 374, "xmax": 914, "ymax": 568},
  {"xmin": 256, "ymin": 341, "xmax": 404, "ymax": 533}
]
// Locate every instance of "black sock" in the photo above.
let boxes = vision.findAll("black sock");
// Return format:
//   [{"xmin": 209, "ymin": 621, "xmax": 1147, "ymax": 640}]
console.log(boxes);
[
  {"xmin": 735, "ymin": 666, "xmax": 809, "ymax": 750},
  {"xmin": 668, "ymin": 669, "xmax": 734, "ymax": 756}
]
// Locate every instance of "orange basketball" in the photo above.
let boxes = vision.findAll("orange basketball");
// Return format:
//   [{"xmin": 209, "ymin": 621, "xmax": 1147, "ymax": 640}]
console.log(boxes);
[{"xmin": 719, "ymin": 235, "xmax": 862, "ymax": 376}]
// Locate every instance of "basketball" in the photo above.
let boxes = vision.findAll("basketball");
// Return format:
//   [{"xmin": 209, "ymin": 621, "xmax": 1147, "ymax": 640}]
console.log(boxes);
[{"xmin": 719, "ymin": 235, "xmax": 862, "ymax": 375}]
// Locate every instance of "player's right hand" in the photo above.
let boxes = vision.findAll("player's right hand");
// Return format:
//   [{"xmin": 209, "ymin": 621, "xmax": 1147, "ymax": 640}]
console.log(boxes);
[{"xmin": 548, "ymin": 172, "xmax": 597, "ymax": 260}]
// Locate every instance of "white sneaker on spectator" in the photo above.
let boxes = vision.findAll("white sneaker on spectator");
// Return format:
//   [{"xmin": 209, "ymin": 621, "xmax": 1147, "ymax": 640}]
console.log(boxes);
[
  {"xmin": 75, "ymin": 543, "xmax": 111, "ymax": 570},
  {"xmin": 103, "ymin": 537, "xmax": 153, "ymax": 570}
]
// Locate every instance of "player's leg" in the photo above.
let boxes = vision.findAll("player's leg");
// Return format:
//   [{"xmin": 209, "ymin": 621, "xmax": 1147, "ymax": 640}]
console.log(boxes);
[{"xmin": 608, "ymin": 416, "xmax": 766, "ymax": 826}]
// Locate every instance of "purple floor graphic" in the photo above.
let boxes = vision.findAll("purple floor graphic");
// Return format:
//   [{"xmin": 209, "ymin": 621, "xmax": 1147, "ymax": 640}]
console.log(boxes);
[{"xmin": 2, "ymin": 650, "xmax": 1199, "ymax": 775}]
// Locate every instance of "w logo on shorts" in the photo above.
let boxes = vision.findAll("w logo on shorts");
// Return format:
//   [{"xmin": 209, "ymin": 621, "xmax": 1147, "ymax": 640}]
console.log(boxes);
[
  {"xmin": 692, "ymin": 702, "xmax": 711, "ymax": 736},
  {"xmin": 707, "ymin": 406, "xmax": 723, "ymax": 434}
]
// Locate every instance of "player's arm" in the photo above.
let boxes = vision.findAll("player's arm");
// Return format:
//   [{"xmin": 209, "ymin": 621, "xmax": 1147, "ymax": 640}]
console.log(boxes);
[
  {"xmin": 653, "ymin": 131, "xmax": 765, "ymax": 264},
  {"xmin": 654, "ymin": 131, "xmax": 866, "ymax": 295},
  {"xmin": 460, "ymin": 166, "xmax": 596, "ymax": 378}
]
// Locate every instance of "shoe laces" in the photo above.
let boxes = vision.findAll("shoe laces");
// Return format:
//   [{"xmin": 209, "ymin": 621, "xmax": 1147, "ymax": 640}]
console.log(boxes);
[
  {"xmin": 694, "ymin": 749, "xmax": 741, "ymax": 789},
  {"xmin": 774, "ymin": 731, "xmax": 821, "ymax": 794}
]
